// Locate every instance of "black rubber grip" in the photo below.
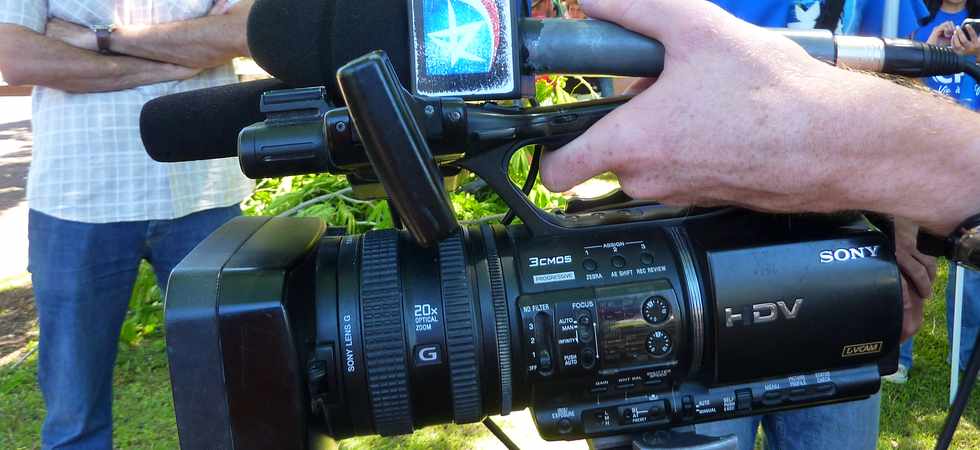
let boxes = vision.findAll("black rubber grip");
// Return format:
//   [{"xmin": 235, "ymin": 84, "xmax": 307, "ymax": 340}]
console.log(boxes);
[
  {"xmin": 482, "ymin": 224, "xmax": 512, "ymax": 415},
  {"xmin": 359, "ymin": 230, "xmax": 413, "ymax": 435},
  {"xmin": 439, "ymin": 233, "xmax": 483, "ymax": 423}
]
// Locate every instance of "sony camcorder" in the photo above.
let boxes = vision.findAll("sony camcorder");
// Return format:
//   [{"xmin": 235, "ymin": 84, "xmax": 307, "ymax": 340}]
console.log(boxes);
[
  {"xmin": 158, "ymin": 1, "xmax": 905, "ymax": 449},
  {"xmin": 162, "ymin": 50, "xmax": 901, "ymax": 449}
]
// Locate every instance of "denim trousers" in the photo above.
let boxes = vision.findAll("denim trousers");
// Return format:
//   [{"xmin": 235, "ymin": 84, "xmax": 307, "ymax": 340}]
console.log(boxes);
[
  {"xmin": 695, "ymin": 395, "xmax": 881, "ymax": 450},
  {"xmin": 28, "ymin": 206, "xmax": 240, "ymax": 450},
  {"xmin": 900, "ymin": 266, "xmax": 980, "ymax": 371},
  {"xmin": 946, "ymin": 267, "xmax": 980, "ymax": 368}
]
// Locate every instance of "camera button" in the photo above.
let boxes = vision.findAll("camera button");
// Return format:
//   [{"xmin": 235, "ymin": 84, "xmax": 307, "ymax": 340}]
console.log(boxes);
[
  {"xmin": 580, "ymin": 347, "xmax": 597, "ymax": 370},
  {"xmin": 616, "ymin": 382, "xmax": 636, "ymax": 390},
  {"xmin": 643, "ymin": 378, "xmax": 664, "ymax": 387},
  {"xmin": 788, "ymin": 388, "xmax": 807, "ymax": 401},
  {"xmin": 640, "ymin": 252, "xmax": 655, "ymax": 265},
  {"xmin": 812, "ymin": 383, "xmax": 836, "ymax": 396},
  {"xmin": 611, "ymin": 255, "xmax": 627, "ymax": 268},
  {"xmin": 558, "ymin": 418, "xmax": 573, "ymax": 434},
  {"xmin": 583, "ymin": 258, "xmax": 598, "ymax": 272},
  {"xmin": 762, "ymin": 390, "xmax": 784, "ymax": 406}
]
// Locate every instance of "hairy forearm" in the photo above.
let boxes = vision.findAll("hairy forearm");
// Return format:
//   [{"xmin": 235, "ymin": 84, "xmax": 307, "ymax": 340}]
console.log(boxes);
[
  {"xmin": 109, "ymin": 1, "xmax": 252, "ymax": 69},
  {"xmin": 0, "ymin": 25, "xmax": 196, "ymax": 92},
  {"xmin": 831, "ymin": 71, "xmax": 980, "ymax": 235}
]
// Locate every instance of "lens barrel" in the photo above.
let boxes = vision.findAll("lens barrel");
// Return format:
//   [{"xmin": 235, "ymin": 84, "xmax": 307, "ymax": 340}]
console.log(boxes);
[{"xmin": 313, "ymin": 226, "xmax": 520, "ymax": 438}]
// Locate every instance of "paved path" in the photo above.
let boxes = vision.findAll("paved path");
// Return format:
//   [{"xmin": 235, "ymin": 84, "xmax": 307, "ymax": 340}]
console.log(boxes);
[{"xmin": 0, "ymin": 96, "xmax": 32, "ymax": 281}]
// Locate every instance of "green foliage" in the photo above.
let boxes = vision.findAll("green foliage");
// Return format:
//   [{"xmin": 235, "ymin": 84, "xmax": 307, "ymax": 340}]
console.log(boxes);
[{"xmin": 119, "ymin": 262, "xmax": 163, "ymax": 347}]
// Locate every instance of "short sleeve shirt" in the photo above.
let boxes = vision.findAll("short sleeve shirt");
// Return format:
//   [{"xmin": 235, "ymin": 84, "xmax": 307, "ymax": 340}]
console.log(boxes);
[
  {"xmin": 710, "ymin": 0, "xmax": 928, "ymax": 36},
  {"xmin": 0, "ymin": 0, "xmax": 255, "ymax": 223},
  {"xmin": 913, "ymin": 9, "xmax": 979, "ymax": 110}
]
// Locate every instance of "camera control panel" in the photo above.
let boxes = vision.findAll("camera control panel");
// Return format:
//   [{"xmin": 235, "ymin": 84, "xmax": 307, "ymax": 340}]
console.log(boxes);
[{"xmin": 518, "ymin": 280, "xmax": 688, "ymax": 394}]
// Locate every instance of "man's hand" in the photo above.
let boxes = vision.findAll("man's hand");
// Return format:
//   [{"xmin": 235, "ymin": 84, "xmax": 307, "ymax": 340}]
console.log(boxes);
[
  {"xmin": 539, "ymin": 0, "xmax": 980, "ymax": 236},
  {"xmin": 952, "ymin": 25, "xmax": 980, "ymax": 57},
  {"xmin": 45, "ymin": 18, "xmax": 97, "ymax": 52},
  {"xmin": 894, "ymin": 220, "xmax": 938, "ymax": 342},
  {"xmin": 0, "ymin": 23, "xmax": 203, "ymax": 93},
  {"xmin": 542, "ymin": 0, "xmax": 869, "ymax": 212}
]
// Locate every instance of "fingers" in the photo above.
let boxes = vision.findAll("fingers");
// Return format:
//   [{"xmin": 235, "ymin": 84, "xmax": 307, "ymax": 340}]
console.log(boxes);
[
  {"xmin": 953, "ymin": 28, "xmax": 967, "ymax": 52},
  {"xmin": 579, "ymin": 0, "xmax": 731, "ymax": 44},
  {"xmin": 623, "ymin": 77, "xmax": 657, "ymax": 95},
  {"xmin": 896, "ymin": 248, "xmax": 934, "ymax": 300},
  {"xmin": 968, "ymin": 25, "xmax": 979, "ymax": 44},
  {"xmin": 540, "ymin": 117, "xmax": 619, "ymax": 192},
  {"xmin": 901, "ymin": 278, "xmax": 925, "ymax": 342}
]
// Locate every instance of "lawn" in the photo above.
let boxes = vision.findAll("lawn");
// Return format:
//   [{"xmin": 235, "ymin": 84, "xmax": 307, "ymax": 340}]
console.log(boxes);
[{"xmin": 2, "ymin": 263, "xmax": 980, "ymax": 449}]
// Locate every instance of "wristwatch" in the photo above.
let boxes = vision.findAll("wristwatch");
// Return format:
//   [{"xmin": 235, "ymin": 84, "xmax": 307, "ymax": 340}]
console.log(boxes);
[
  {"xmin": 90, "ymin": 25, "xmax": 115, "ymax": 54},
  {"xmin": 917, "ymin": 213, "xmax": 980, "ymax": 270}
]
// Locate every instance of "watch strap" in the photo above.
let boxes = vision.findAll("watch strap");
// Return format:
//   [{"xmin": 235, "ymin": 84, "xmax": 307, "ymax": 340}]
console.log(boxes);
[
  {"xmin": 917, "ymin": 212, "xmax": 980, "ymax": 269},
  {"xmin": 94, "ymin": 26, "xmax": 113, "ymax": 54}
]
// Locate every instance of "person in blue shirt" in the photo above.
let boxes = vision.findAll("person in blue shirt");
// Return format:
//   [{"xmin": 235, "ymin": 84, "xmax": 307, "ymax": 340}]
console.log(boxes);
[
  {"xmin": 690, "ymin": 4, "xmax": 930, "ymax": 449},
  {"xmin": 914, "ymin": 0, "xmax": 980, "ymax": 107},
  {"xmin": 711, "ymin": 0, "xmax": 927, "ymax": 36},
  {"xmin": 896, "ymin": 0, "xmax": 980, "ymax": 389}
]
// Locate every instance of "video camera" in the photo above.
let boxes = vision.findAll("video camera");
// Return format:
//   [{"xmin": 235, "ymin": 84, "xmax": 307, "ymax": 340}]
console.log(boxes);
[{"xmin": 159, "ymin": 1, "xmax": 905, "ymax": 449}]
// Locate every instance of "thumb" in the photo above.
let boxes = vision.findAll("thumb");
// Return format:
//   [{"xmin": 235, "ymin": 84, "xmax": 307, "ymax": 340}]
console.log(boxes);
[{"xmin": 579, "ymin": 0, "xmax": 733, "ymax": 44}]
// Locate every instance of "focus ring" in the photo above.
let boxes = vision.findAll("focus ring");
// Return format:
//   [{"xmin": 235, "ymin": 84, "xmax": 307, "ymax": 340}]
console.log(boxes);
[
  {"xmin": 439, "ymin": 233, "xmax": 483, "ymax": 423},
  {"xmin": 360, "ymin": 230, "xmax": 413, "ymax": 435},
  {"xmin": 482, "ymin": 224, "xmax": 512, "ymax": 415}
]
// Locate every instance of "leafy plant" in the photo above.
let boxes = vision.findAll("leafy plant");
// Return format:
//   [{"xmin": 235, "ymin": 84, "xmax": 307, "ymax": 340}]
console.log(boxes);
[{"xmin": 119, "ymin": 262, "xmax": 164, "ymax": 347}]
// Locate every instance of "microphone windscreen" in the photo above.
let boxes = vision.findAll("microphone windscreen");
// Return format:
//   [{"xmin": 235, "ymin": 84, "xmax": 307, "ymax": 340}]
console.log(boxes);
[
  {"xmin": 140, "ymin": 78, "xmax": 287, "ymax": 163},
  {"xmin": 247, "ymin": 0, "xmax": 411, "ymax": 100}
]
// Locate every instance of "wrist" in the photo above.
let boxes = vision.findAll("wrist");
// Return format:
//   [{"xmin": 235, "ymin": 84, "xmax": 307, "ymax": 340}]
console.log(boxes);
[{"xmin": 840, "ymin": 75, "xmax": 980, "ymax": 235}]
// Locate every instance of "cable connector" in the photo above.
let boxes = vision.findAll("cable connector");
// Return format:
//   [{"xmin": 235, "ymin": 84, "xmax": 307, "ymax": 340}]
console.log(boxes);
[{"xmin": 881, "ymin": 39, "xmax": 961, "ymax": 78}]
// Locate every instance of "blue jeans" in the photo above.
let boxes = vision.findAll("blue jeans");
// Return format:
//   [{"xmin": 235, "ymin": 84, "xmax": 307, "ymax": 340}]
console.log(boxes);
[
  {"xmin": 946, "ymin": 267, "xmax": 980, "ymax": 368},
  {"xmin": 900, "ymin": 338, "xmax": 914, "ymax": 369},
  {"xmin": 28, "ymin": 206, "xmax": 240, "ymax": 450},
  {"xmin": 695, "ymin": 395, "xmax": 881, "ymax": 450}
]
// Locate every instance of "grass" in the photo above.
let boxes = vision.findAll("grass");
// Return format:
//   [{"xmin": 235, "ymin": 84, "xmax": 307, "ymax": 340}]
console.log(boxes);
[
  {"xmin": 877, "ymin": 262, "xmax": 980, "ymax": 449},
  {"xmin": 3, "ymin": 262, "xmax": 980, "ymax": 449}
]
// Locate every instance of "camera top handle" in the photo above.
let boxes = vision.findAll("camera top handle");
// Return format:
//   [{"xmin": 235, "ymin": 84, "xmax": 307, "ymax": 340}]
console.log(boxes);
[{"xmin": 336, "ymin": 51, "xmax": 459, "ymax": 247}]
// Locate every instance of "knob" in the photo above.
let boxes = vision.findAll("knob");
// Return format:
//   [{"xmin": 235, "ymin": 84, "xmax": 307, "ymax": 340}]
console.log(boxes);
[
  {"xmin": 642, "ymin": 296, "xmax": 671, "ymax": 324},
  {"xmin": 646, "ymin": 330, "xmax": 673, "ymax": 356}
]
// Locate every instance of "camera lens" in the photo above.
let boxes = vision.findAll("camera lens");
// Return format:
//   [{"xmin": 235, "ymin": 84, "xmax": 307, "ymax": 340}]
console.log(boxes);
[{"xmin": 310, "ymin": 226, "xmax": 522, "ymax": 438}]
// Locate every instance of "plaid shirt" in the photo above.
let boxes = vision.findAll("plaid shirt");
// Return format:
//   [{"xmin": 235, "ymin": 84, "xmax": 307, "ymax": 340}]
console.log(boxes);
[{"xmin": 0, "ymin": 0, "xmax": 253, "ymax": 223}]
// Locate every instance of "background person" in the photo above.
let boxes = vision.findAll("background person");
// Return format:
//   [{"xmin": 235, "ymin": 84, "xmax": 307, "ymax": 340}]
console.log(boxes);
[
  {"xmin": 0, "ymin": 1, "xmax": 255, "ymax": 448},
  {"xmin": 893, "ymin": 0, "xmax": 980, "ymax": 385}
]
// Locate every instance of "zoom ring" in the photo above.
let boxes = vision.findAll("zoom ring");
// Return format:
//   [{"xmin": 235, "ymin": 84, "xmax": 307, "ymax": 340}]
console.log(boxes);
[
  {"xmin": 360, "ymin": 230, "xmax": 413, "ymax": 436},
  {"xmin": 482, "ymin": 225, "xmax": 512, "ymax": 415},
  {"xmin": 439, "ymin": 233, "xmax": 483, "ymax": 423}
]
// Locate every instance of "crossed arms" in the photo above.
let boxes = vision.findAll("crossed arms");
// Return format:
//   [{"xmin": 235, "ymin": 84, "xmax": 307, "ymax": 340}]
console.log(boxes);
[{"xmin": 0, "ymin": 0, "xmax": 254, "ymax": 93}]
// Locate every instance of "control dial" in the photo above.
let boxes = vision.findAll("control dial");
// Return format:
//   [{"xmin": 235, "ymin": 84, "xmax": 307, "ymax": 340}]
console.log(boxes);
[
  {"xmin": 642, "ymin": 296, "xmax": 671, "ymax": 324},
  {"xmin": 646, "ymin": 330, "xmax": 673, "ymax": 356}
]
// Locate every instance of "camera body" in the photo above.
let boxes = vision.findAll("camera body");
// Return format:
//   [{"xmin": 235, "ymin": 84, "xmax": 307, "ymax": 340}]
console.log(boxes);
[{"xmin": 165, "ymin": 208, "xmax": 900, "ymax": 449}]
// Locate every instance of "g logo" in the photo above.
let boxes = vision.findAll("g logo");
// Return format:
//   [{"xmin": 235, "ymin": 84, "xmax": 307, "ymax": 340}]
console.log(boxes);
[{"xmin": 414, "ymin": 344, "xmax": 442, "ymax": 366}]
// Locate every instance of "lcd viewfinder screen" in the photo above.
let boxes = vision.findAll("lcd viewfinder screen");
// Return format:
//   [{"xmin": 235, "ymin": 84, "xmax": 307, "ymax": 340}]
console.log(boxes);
[{"xmin": 409, "ymin": 0, "xmax": 519, "ymax": 99}]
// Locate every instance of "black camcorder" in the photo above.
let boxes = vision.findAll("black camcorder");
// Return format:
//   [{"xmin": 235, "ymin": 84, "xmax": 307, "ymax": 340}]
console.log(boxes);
[{"xmin": 162, "ymin": 50, "xmax": 902, "ymax": 450}]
